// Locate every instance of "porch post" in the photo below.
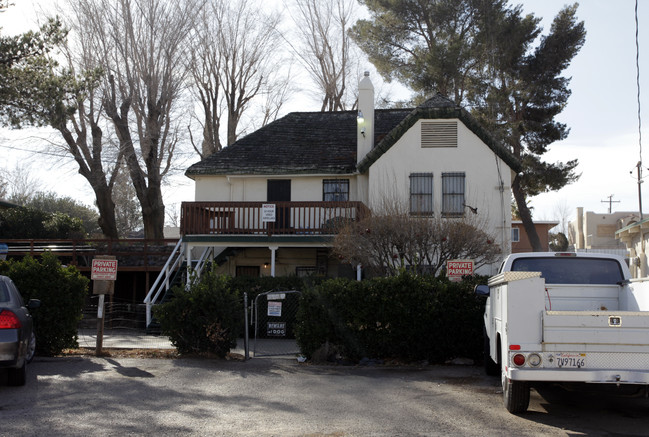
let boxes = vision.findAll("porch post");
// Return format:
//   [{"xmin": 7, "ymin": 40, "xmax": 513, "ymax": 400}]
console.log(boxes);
[
  {"xmin": 269, "ymin": 246, "xmax": 279, "ymax": 277},
  {"xmin": 186, "ymin": 242, "xmax": 192, "ymax": 287},
  {"xmin": 356, "ymin": 264, "xmax": 362, "ymax": 281}
]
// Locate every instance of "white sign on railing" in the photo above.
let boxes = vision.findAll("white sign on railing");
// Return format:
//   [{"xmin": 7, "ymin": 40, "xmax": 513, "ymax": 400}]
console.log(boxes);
[{"xmin": 262, "ymin": 204, "xmax": 276, "ymax": 222}]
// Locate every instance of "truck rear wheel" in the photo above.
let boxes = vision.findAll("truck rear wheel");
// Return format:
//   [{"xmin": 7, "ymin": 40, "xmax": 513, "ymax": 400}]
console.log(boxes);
[{"xmin": 503, "ymin": 376, "xmax": 530, "ymax": 414}]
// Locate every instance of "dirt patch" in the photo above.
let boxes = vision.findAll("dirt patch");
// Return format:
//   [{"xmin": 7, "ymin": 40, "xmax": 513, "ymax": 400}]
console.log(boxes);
[
  {"xmin": 58, "ymin": 348, "xmax": 247, "ymax": 361},
  {"xmin": 59, "ymin": 348, "xmax": 180, "ymax": 359}
]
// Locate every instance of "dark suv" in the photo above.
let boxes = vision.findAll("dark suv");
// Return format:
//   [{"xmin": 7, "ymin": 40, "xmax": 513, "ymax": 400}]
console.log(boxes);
[{"xmin": 0, "ymin": 275, "xmax": 40, "ymax": 386}]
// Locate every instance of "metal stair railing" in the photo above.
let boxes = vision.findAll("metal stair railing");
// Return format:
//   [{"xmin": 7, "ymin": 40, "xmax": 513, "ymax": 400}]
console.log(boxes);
[
  {"xmin": 144, "ymin": 239, "xmax": 184, "ymax": 328},
  {"xmin": 191, "ymin": 246, "xmax": 214, "ymax": 283}
]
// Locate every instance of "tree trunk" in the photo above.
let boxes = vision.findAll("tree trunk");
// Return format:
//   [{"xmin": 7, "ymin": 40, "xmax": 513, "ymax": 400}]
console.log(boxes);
[
  {"xmin": 106, "ymin": 77, "xmax": 166, "ymax": 240},
  {"xmin": 512, "ymin": 175, "xmax": 542, "ymax": 252},
  {"xmin": 94, "ymin": 186, "xmax": 119, "ymax": 239},
  {"xmin": 56, "ymin": 124, "xmax": 120, "ymax": 239},
  {"xmin": 140, "ymin": 185, "xmax": 165, "ymax": 240}
]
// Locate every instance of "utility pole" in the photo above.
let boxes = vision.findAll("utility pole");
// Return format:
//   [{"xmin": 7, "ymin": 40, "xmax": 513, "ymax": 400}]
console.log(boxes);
[
  {"xmin": 601, "ymin": 194, "xmax": 621, "ymax": 214},
  {"xmin": 637, "ymin": 162, "xmax": 644, "ymax": 220}
]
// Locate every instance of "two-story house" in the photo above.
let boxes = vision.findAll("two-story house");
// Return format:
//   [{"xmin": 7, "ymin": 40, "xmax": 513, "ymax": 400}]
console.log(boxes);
[{"xmin": 174, "ymin": 73, "xmax": 520, "ymax": 282}]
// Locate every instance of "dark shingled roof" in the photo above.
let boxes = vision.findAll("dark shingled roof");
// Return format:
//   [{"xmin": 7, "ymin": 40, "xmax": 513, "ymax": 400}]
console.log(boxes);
[
  {"xmin": 185, "ymin": 94, "xmax": 520, "ymax": 177},
  {"xmin": 185, "ymin": 109, "xmax": 411, "ymax": 177}
]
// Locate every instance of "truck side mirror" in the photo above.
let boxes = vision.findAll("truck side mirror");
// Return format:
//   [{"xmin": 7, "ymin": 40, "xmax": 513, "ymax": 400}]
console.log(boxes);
[{"xmin": 474, "ymin": 284, "xmax": 490, "ymax": 297}]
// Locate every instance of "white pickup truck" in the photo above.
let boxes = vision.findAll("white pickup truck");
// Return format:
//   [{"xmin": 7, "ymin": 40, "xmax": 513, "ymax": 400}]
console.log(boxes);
[{"xmin": 475, "ymin": 252, "xmax": 649, "ymax": 413}]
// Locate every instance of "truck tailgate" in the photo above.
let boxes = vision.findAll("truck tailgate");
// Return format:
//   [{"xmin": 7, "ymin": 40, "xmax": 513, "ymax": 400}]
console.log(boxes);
[{"xmin": 544, "ymin": 311, "xmax": 649, "ymax": 348}]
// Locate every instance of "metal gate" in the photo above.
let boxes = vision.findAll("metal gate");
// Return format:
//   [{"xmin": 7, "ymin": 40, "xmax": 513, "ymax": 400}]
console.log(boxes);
[{"xmin": 251, "ymin": 290, "xmax": 301, "ymax": 357}]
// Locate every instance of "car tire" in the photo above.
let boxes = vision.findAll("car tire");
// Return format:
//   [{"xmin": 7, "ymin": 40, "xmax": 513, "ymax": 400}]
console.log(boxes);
[
  {"xmin": 26, "ymin": 331, "xmax": 36, "ymax": 363},
  {"xmin": 502, "ymin": 375, "xmax": 530, "ymax": 414},
  {"xmin": 7, "ymin": 362, "xmax": 26, "ymax": 386}
]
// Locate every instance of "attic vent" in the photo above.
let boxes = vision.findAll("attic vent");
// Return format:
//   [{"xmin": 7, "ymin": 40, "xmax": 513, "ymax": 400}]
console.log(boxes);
[{"xmin": 421, "ymin": 121, "xmax": 457, "ymax": 148}]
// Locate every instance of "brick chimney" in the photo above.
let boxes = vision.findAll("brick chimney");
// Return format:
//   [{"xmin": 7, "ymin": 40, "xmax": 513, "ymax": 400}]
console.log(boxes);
[{"xmin": 357, "ymin": 71, "xmax": 374, "ymax": 164}]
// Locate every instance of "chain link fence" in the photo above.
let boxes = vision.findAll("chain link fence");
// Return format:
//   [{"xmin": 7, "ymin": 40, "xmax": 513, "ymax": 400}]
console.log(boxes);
[
  {"xmin": 78, "ymin": 291, "xmax": 303, "ymax": 357},
  {"xmin": 78, "ymin": 295, "xmax": 173, "ymax": 349},
  {"xmin": 251, "ymin": 290, "xmax": 301, "ymax": 357}
]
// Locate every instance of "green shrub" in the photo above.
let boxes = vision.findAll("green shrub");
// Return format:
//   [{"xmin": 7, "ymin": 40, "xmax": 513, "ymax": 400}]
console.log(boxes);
[
  {"xmin": 154, "ymin": 267, "xmax": 243, "ymax": 357},
  {"xmin": 0, "ymin": 252, "xmax": 89, "ymax": 356},
  {"xmin": 295, "ymin": 272, "xmax": 486, "ymax": 363}
]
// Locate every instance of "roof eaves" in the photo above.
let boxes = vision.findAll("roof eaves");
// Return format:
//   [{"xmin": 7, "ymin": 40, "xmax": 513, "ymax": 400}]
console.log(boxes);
[{"xmin": 357, "ymin": 106, "xmax": 521, "ymax": 173}]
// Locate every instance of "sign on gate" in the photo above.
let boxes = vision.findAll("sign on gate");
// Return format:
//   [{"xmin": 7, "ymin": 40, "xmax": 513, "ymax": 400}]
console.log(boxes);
[
  {"xmin": 268, "ymin": 301, "xmax": 282, "ymax": 317},
  {"xmin": 267, "ymin": 322, "xmax": 286, "ymax": 337}
]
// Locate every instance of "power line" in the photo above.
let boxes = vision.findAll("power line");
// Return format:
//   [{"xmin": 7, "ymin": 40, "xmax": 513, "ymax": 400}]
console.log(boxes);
[
  {"xmin": 636, "ymin": 0, "xmax": 644, "ymax": 219},
  {"xmin": 0, "ymin": 143, "xmax": 70, "ymax": 158}
]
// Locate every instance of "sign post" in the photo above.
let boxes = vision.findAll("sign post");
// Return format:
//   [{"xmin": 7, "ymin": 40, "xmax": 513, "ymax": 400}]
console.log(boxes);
[{"xmin": 91, "ymin": 256, "xmax": 117, "ymax": 356}]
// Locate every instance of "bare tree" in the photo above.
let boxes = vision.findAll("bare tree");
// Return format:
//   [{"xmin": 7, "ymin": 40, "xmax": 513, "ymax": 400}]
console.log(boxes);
[
  {"xmin": 43, "ymin": 17, "xmax": 122, "ymax": 238},
  {"xmin": 552, "ymin": 199, "xmax": 572, "ymax": 236},
  {"xmin": 189, "ymin": 0, "xmax": 290, "ymax": 157},
  {"xmin": 72, "ymin": 0, "xmax": 201, "ymax": 239},
  {"xmin": 288, "ymin": 0, "xmax": 358, "ymax": 111},
  {"xmin": 188, "ymin": 2, "xmax": 225, "ymax": 158},
  {"xmin": 0, "ymin": 163, "xmax": 43, "ymax": 205},
  {"xmin": 334, "ymin": 199, "xmax": 501, "ymax": 277}
]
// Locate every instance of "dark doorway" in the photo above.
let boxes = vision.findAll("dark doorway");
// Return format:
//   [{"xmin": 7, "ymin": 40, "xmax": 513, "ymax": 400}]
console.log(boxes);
[
  {"xmin": 267, "ymin": 180, "xmax": 291, "ymax": 231},
  {"xmin": 236, "ymin": 266, "xmax": 261, "ymax": 277}
]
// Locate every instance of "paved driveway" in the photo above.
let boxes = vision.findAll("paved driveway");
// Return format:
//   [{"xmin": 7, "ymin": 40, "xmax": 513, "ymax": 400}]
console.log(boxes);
[{"xmin": 2, "ymin": 357, "xmax": 649, "ymax": 436}]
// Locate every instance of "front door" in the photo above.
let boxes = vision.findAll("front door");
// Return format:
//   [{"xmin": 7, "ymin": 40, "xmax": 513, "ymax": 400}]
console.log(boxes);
[{"xmin": 267, "ymin": 180, "xmax": 291, "ymax": 231}]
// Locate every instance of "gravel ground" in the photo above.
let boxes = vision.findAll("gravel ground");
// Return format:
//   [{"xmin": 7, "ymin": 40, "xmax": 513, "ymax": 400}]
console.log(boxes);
[{"xmin": 2, "ymin": 356, "xmax": 649, "ymax": 436}]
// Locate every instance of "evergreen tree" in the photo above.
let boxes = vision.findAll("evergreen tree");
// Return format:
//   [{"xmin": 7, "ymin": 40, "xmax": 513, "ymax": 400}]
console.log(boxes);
[{"xmin": 352, "ymin": 1, "xmax": 585, "ymax": 251}]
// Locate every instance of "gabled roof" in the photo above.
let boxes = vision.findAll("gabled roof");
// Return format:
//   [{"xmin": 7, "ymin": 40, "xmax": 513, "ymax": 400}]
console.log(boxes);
[
  {"xmin": 357, "ymin": 94, "xmax": 521, "ymax": 173},
  {"xmin": 185, "ymin": 94, "xmax": 521, "ymax": 177},
  {"xmin": 185, "ymin": 109, "xmax": 411, "ymax": 177}
]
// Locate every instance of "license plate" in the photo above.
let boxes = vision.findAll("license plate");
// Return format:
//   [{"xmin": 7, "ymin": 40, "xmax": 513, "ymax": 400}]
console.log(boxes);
[{"xmin": 554, "ymin": 353, "xmax": 586, "ymax": 368}]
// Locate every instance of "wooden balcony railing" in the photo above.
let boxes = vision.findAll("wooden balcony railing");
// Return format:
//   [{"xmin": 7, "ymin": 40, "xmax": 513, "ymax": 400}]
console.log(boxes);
[{"xmin": 180, "ymin": 201, "xmax": 370, "ymax": 236}]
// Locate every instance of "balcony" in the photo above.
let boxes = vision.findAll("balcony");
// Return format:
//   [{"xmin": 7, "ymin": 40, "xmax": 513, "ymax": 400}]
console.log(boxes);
[{"xmin": 180, "ymin": 201, "xmax": 369, "ymax": 236}]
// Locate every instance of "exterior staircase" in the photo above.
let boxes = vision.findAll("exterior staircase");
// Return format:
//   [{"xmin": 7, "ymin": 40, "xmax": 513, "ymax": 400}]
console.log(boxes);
[{"xmin": 144, "ymin": 238, "xmax": 219, "ymax": 332}]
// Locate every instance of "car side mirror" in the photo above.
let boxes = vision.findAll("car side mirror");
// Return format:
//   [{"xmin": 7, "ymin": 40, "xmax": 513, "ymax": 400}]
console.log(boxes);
[
  {"xmin": 474, "ymin": 284, "xmax": 490, "ymax": 297},
  {"xmin": 27, "ymin": 299, "xmax": 41, "ymax": 310}
]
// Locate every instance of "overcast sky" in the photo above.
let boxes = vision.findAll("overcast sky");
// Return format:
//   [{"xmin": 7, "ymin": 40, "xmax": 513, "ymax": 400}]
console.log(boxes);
[{"xmin": 1, "ymin": 1, "xmax": 647, "ymax": 226}]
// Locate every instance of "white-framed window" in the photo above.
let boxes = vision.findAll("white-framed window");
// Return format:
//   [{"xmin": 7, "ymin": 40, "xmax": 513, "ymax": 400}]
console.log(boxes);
[
  {"xmin": 409, "ymin": 173, "xmax": 434, "ymax": 216},
  {"xmin": 442, "ymin": 172, "xmax": 465, "ymax": 217},
  {"xmin": 323, "ymin": 179, "xmax": 349, "ymax": 201},
  {"xmin": 512, "ymin": 227, "xmax": 520, "ymax": 242}
]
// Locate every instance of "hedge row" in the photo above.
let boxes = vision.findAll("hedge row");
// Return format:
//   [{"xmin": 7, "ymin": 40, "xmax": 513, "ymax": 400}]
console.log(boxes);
[
  {"xmin": 294, "ymin": 273, "xmax": 486, "ymax": 363},
  {"xmin": 0, "ymin": 253, "xmax": 88, "ymax": 356},
  {"xmin": 157, "ymin": 269, "xmax": 488, "ymax": 363}
]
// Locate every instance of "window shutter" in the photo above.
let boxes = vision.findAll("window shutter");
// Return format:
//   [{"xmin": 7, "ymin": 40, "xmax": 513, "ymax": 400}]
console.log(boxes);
[{"xmin": 421, "ymin": 121, "xmax": 457, "ymax": 148}]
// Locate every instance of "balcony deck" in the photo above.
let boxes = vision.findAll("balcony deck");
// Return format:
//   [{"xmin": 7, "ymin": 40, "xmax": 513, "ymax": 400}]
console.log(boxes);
[{"xmin": 180, "ymin": 201, "xmax": 368, "ymax": 237}]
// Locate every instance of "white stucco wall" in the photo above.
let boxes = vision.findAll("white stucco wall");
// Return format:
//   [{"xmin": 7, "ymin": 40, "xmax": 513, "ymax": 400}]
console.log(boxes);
[
  {"xmin": 367, "ymin": 119, "xmax": 513, "ymax": 272},
  {"xmin": 193, "ymin": 175, "xmax": 360, "ymax": 202}
]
